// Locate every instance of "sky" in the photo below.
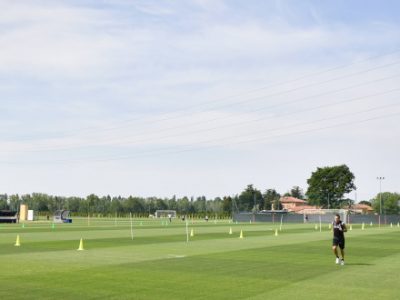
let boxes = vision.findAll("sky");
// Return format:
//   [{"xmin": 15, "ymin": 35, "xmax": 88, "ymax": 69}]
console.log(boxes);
[{"xmin": 1, "ymin": 0, "xmax": 399, "ymax": 201}]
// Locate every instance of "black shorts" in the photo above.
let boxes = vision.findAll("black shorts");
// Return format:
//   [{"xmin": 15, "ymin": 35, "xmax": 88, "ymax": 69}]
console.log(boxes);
[{"xmin": 332, "ymin": 237, "xmax": 345, "ymax": 249}]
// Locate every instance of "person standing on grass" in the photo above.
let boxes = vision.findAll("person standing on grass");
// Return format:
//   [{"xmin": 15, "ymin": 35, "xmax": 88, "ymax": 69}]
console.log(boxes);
[{"xmin": 332, "ymin": 213, "xmax": 347, "ymax": 265}]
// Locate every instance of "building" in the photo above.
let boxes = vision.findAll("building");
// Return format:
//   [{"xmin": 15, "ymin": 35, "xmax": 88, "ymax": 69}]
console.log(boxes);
[
  {"xmin": 348, "ymin": 204, "xmax": 374, "ymax": 214},
  {"xmin": 279, "ymin": 196, "xmax": 317, "ymax": 214}
]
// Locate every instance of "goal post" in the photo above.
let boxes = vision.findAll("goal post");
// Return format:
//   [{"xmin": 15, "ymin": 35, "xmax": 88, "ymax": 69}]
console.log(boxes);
[{"xmin": 155, "ymin": 210, "xmax": 177, "ymax": 218}]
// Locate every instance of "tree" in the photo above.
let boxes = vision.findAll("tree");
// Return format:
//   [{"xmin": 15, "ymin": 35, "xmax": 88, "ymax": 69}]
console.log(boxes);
[
  {"xmin": 263, "ymin": 189, "xmax": 281, "ymax": 210},
  {"xmin": 9, "ymin": 194, "xmax": 20, "ymax": 211},
  {"xmin": 371, "ymin": 192, "xmax": 400, "ymax": 215},
  {"xmin": 222, "ymin": 196, "xmax": 232, "ymax": 214},
  {"xmin": 289, "ymin": 186, "xmax": 304, "ymax": 199},
  {"xmin": 238, "ymin": 185, "xmax": 262, "ymax": 212},
  {"xmin": 306, "ymin": 164, "xmax": 356, "ymax": 208},
  {"xmin": 358, "ymin": 200, "xmax": 372, "ymax": 206}
]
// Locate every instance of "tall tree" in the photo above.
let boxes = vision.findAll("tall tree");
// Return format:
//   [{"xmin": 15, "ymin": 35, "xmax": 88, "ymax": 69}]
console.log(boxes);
[
  {"xmin": 222, "ymin": 196, "xmax": 232, "ymax": 214},
  {"xmin": 289, "ymin": 186, "xmax": 304, "ymax": 199},
  {"xmin": 238, "ymin": 185, "xmax": 262, "ymax": 212},
  {"xmin": 371, "ymin": 192, "xmax": 400, "ymax": 215},
  {"xmin": 263, "ymin": 189, "xmax": 281, "ymax": 210},
  {"xmin": 306, "ymin": 164, "xmax": 356, "ymax": 208}
]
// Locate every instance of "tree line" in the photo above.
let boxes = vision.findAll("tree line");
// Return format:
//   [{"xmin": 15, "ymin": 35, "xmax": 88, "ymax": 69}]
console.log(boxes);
[
  {"xmin": 0, "ymin": 185, "xmax": 304, "ymax": 217},
  {"xmin": 1, "ymin": 164, "xmax": 398, "ymax": 215}
]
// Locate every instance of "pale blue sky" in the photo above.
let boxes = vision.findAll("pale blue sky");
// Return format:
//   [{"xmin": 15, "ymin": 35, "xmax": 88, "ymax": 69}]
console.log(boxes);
[{"xmin": 1, "ymin": 0, "xmax": 399, "ymax": 200}]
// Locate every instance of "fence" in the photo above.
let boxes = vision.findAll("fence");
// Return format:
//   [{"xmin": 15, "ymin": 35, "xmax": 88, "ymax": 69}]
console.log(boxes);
[{"xmin": 233, "ymin": 212, "xmax": 400, "ymax": 224}]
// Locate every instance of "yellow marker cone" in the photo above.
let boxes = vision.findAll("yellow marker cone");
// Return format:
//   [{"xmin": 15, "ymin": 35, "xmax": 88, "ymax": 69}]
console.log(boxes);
[
  {"xmin": 15, "ymin": 235, "xmax": 21, "ymax": 247},
  {"xmin": 362, "ymin": 223, "xmax": 365, "ymax": 230},
  {"xmin": 350, "ymin": 224, "xmax": 353, "ymax": 231},
  {"xmin": 370, "ymin": 222, "xmax": 373, "ymax": 227},
  {"xmin": 397, "ymin": 222, "xmax": 400, "ymax": 227},
  {"xmin": 314, "ymin": 224, "xmax": 318, "ymax": 230},
  {"xmin": 274, "ymin": 229, "xmax": 278, "ymax": 236},
  {"xmin": 328, "ymin": 223, "xmax": 332, "ymax": 230},
  {"xmin": 229, "ymin": 227, "xmax": 233, "ymax": 235},
  {"xmin": 77, "ymin": 238, "xmax": 84, "ymax": 251},
  {"xmin": 239, "ymin": 230, "xmax": 243, "ymax": 239},
  {"xmin": 190, "ymin": 228, "xmax": 194, "ymax": 237},
  {"xmin": 390, "ymin": 223, "xmax": 393, "ymax": 228}
]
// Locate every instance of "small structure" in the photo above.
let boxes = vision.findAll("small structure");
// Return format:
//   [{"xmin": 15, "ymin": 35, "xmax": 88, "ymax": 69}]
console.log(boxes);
[
  {"xmin": 19, "ymin": 204, "xmax": 28, "ymax": 221},
  {"xmin": 27, "ymin": 210, "xmax": 35, "ymax": 221},
  {"xmin": 0, "ymin": 210, "xmax": 18, "ymax": 223},
  {"xmin": 53, "ymin": 210, "xmax": 72, "ymax": 223}
]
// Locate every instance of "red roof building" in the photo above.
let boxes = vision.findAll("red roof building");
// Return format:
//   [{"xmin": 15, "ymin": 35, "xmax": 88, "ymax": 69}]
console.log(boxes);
[{"xmin": 279, "ymin": 196, "xmax": 317, "ymax": 213}]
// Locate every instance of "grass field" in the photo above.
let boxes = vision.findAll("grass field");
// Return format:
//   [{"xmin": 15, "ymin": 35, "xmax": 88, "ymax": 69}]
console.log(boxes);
[{"xmin": 1, "ymin": 218, "xmax": 399, "ymax": 299}]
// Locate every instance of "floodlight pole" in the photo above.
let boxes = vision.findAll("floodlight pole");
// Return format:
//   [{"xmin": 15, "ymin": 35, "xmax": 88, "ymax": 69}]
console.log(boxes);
[{"xmin": 377, "ymin": 177, "xmax": 385, "ymax": 215}]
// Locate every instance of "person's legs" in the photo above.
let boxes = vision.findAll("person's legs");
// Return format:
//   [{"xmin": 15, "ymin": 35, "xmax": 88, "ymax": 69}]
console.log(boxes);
[
  {"xmin": 339, "ymin": 240, "xmax": 345, "ymax": 265},
  {"xmin": 332, "ymin": 245, "xmax": 338, "ymax": 257},
  {"xmin": 333, "ymin": 245, "xmax": 340, "ymax": 264},
  {"xmin": 339, "ymin": 248, "xmax": 345, "ymax": 260}
]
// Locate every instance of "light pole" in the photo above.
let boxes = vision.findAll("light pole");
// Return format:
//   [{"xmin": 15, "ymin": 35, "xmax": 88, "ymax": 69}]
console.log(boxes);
[{"xmin": 377, "ymin": 177, "xmax": 385, "ymax": 215}]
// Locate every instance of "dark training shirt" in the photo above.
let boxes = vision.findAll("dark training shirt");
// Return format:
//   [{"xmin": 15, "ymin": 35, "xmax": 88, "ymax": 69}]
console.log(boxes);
[{"xmin": 333, "ymin": 220, "xmax": 345, "ymax": 239}]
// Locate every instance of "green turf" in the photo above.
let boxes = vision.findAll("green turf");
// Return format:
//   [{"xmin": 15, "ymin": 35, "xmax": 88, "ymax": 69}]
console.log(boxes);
[{"xmin": 0, "ymin": 219, "xmax": 399, "ymax": 299}]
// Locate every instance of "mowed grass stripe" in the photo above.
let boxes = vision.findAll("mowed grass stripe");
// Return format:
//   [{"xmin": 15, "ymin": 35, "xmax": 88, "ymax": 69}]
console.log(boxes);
[
  {"xmin": 1, "ymin": 230, "xmax": 399, "ymax": 300},
  {"xmin": 0, "ymin": 222, "xmax": 378, "ymax": 254}
]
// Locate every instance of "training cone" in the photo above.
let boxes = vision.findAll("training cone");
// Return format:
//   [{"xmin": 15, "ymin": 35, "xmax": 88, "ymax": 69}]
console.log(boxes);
[
  {"xmin": 370, "ymin": 222, "xmax": 373, "ymax": 226},
  {"xmin": 229, "ymin": 227, "xmax": 233, "ymax": 235},
  {"xmin": 274, "ymin": 229, "xmax": 278, "ymax": 236},
  {"xmin": 397, "ymin": 222, "xmax": 399, "ymax": 227},
  {"xmin": 190, "ymin": 228, "xmax": 194, "ymax": 237},
  {"xmin": 328, "ymin": 223, "xmax": 332, "ymax": 230},
  {"xmin": 15, "ymin": 235, "xmax": 21, "ymax": 247},
  {"xmin": 362, "ymin": 223, "xmax": 365, "ymax": 230},
  {"xmin": 21, "ymin": 223, "xmax": 25, "ymax": 228},
  {"xmin": 239, "ymin": 230, "xmax": 243, "ymax": 239},
  {"xmin": 314, "ymin": 224, "xmax": 318, "ymax": 230},
  {"xmin": 350, "ymin": 225, "xmax": 353, "ymax": 231},
  {"xmin": 51, "ymin": 223, "xmax": 55, "ymax": 229},
  {"xmin": 77, "ymin": 238, "xmax": 84, "ymax": 251},
  {"xmin": 390, "ymin": 223, "xmax": 393, "ymax": 228}
]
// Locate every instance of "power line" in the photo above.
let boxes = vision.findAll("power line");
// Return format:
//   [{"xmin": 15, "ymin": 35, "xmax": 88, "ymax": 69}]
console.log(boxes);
[
  {"xmin": 63, "ymin": 58, "xmax": 400, "ymax": 135},
  {"xmin": 5, "ymin": 74, "xmax": 400, "ymax": 153},
  {"xmin": 4, "ymin": 101, "xmax": 399, "ymax": 164},
  {"xmin": 7, "ymin": 49, "xmax": 400, "ymax": 141}
]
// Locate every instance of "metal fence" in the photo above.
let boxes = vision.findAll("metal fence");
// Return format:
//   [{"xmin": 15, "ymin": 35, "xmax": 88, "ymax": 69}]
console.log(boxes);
[{"xmin": 233, "ymin": 212, "xmax": 400, "ymax": 225}]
